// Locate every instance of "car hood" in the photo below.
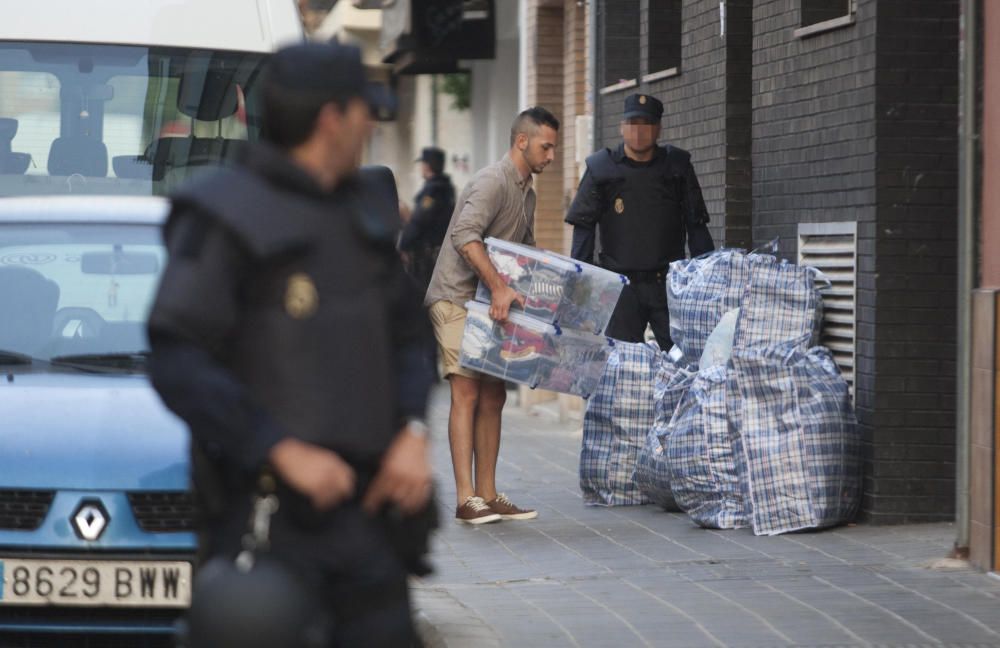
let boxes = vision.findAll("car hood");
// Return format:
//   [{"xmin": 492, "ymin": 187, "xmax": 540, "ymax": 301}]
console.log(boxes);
[{"xmin": 0, "ymin": 368, "xmax": 189, "ymax": 491}]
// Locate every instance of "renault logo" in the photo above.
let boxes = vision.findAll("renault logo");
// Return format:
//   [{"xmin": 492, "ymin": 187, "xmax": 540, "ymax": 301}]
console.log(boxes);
[{"xmin": 71, "ymin": 500, "xmax": 109, "ymax": 541}]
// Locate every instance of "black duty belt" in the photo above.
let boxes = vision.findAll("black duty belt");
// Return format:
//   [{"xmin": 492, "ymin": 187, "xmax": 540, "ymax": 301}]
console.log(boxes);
[{"xmin": 622, "ymin": 268, "xmax": 668, "ymax": 283}]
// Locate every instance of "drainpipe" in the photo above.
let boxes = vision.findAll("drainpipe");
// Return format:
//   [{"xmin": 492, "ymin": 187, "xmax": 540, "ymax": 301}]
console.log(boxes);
[
  {"xmin": 955, "ymin": 0, "xmax": 976, "ymax": 555},
  {"xmin": 588, "ymin": 0, "xmax": 598, "ymax": 152}
]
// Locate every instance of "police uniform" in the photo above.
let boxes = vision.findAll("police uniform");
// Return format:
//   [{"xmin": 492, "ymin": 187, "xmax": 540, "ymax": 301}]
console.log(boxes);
[
  {"xmin": 399, "ymin": 146, "xmax": 456, "ymax": 291},
  {"xmin": 565, "ymin": 93, "xmax": 714, "ymax": 350},
  {"xmin": 147, "ymin": 44, "xmax": 434, "ymax": 648}
]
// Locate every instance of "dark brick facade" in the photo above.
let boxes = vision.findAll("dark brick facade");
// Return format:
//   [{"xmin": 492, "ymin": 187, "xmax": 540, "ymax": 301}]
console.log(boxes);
[
  {"xmin": 866, "ymin": 0, "xmax": 959, "ymax": 522},
  {"xmin": 596, "ymin": 0, "xmax": 752, "ymax": 246},
  {"xmin": 594, "ymin": 0, "xmax": 960, "ymax": 524}
]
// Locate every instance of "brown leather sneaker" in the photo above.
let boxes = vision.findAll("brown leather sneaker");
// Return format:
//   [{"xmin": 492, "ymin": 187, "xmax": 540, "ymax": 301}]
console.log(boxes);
[
  {"xmin": 455, "ymin": 496, "xmax": 502, "ymax": 525},
  {"xmin": 485, "ymin": 493, "xmax": 538, "ymax": 520}
]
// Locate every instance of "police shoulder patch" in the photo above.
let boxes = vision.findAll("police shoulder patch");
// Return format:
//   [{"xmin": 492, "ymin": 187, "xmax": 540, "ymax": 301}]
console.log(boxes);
[
  {"xmin": 614, "ymin": 197, "xmax": 625, "ymax": 214},
  {"xmin": 420, "ymin": 195, "xmax": 434, "ymax": 209}
]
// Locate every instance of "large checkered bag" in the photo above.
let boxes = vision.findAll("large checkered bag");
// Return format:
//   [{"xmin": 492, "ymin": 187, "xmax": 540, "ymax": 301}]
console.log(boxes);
[
  {"xmin": 634, "ymin": 361, "xmax": 695, "ymax": 510},
  {"xmin": 733, "ymin": 256, "xmax": 823, "ymax": 357},
  {"xmin": 667, "ymin": 250, "xmax": 751, "ymax": 366},
  {"xmin": 580, "ymin": 342, "xmax": 661, "ymax": 506},
  {"xmin": 663, "ymin": 365, "xmax": 750, "ymax": 529},
  {"xmin": 733, "ymin": 346, "xmax": 860, "ymax": 535}
]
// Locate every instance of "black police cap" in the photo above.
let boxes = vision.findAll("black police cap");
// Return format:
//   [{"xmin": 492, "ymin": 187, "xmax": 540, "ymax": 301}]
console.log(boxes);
[
  {"xmin": 266, "ymin": 42, "xmax": 392, "ymax": 115},
  {"xmin": 416, "ymin": 146, "xmax": 446, "ymax": 168},
  {"xmin": 623, "ymin": 93, "xmax": 664, "ymax": 122}
]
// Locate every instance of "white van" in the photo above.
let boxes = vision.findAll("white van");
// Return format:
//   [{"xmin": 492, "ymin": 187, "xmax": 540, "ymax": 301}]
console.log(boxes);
[{"xmin": 0, "ymin": 0, "xmax": 304, "ymax": 196}]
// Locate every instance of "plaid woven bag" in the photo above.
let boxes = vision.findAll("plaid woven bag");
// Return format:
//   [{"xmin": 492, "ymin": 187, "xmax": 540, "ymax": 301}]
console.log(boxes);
[
  {"xmin": 580, "ymin": 342, "xmax": 662, "ymax": 506},
  {"xmin": 733, "ymin": 347, "xmax": 861, "ymax": 535},
  {"xmin": 663, "ymin": 365, "xmax": 750, "ymax": 529},
  {"xmin": 634, "ymin": 360, "xmax": 695, "ymax": 510},
  {"xmin": 732, "ymin": 256, "xmax": 823, "ymax": 358},
  {"xmin": 667, "ymin": 250, "xmax": 751, "ymax": 365}
]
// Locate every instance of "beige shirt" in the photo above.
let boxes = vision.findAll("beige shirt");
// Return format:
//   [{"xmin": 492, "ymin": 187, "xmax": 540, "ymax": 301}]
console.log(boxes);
[{"xmin": 424, "ymin": 153, "xmax": 536, "ymax": 307}]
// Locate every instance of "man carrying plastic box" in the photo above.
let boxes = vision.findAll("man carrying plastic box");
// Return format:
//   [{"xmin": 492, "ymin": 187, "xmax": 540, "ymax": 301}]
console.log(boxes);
[
  {"xmin": 565, "ymin": 93, "xmax": 715, "ymax": 351},
  {"xmin": 425, "ymin": 107, "xmax": 560, "ymax": 524}
]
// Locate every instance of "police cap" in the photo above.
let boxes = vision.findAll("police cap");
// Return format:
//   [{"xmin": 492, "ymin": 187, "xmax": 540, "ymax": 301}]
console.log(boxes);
[
  {"xmin": 266, "ymin": 42, "xmax": 393, "ymax": 116},
  {"xmin": 623, "ymin": 93, "xmax": 664, "ymax": 122},
  {"xmin": 415, "ymin": 146, "xmax": 446, "ymax": 169}
]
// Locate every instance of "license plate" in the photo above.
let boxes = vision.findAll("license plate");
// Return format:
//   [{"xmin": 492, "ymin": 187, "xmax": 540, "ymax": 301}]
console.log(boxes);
[{"xmin": 0, "ymin": 558, "xmax": 191, "ymax": 608}]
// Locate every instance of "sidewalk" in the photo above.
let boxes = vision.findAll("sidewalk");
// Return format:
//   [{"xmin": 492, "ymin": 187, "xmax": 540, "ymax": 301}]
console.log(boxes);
[{"xmin": 414, "ymin": 385, "xmax": 1000, "ymax": 648}]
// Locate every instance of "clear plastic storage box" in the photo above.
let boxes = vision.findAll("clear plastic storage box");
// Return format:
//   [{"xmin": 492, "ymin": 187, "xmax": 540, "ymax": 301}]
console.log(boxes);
[
  {"xmin": 459, "ymin": 301, "xmax": 614, "ymax": 398},
  {"xmin": 475, "ymin": 237, "xmax": 628, "ymax": 335}
]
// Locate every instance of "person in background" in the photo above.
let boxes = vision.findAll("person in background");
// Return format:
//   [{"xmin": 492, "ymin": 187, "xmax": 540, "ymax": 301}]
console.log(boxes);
[{"xmin": 399, "ymin": 146, "xmax": 456, "ymax": 292}]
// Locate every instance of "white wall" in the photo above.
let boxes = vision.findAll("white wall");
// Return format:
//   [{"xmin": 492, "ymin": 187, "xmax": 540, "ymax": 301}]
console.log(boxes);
[
  {"xmin": 467, "ymin": 0, "xmax": 520, "ymax": 173},
  {"xmin": 310, "ymin": 0, "xmax": 516, "ymax": 203}
]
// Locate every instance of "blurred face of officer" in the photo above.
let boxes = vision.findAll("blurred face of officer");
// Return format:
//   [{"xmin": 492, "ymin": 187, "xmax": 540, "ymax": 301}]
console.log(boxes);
[
  {"xmin": 316, "ymin": 97, "xmax": 373, "ymax": 177},
  {"xmin": 516, "ymin": 125, "xmax": 558, "ymax": 175},
  {"xmin": 620, "ymin": 117, "xmax": 661, "ymax": 155},
  {"xmin": 419, "ymin": 161, "xmax": 434, "ymax": 180}
]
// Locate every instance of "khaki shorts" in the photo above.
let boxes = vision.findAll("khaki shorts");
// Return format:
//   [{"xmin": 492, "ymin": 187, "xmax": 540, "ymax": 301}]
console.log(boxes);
[{"xmin": 428, "ymin": 300, "xmax": 501, "ymax": 381}]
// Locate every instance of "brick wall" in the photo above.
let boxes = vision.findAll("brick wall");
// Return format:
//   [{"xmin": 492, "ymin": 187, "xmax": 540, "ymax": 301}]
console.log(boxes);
[
  {"xmin": 596, "ymin": 0, "xmax": 731, "ymax": 244},
  {"xmin": 524, "ymin": 0, "xmax": 567, "ymax": 254},
  {"xmin": 752, "ymin": 0, "xmax": 959, "ymax": 523},
  {"xmin": 590, "ymin": 0, "xmax": 962, "ymax": 523},
  {"xmin": 723, "ymin": 0, "xmax": 753, "ymax": 249},
  {"xmin": 867, "ymin": 0, "xmax": 959, "ymax": 523},
  {"xmin": 751, "ymin": 0, "xmax": 877, "ymax": 256},
  {"xmin": 561, "ymin": 0, "xmax": 589, "ymax": 255}
]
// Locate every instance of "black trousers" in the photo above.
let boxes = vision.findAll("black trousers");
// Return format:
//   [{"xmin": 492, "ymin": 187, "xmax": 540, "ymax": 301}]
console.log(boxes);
[
  {"xmin": 605, "ymin": 278, "xmax": 672, "ymax": 351},
  {"xmin": 200, "ymin": 485, "xmax": 424, "ymax": 648}
]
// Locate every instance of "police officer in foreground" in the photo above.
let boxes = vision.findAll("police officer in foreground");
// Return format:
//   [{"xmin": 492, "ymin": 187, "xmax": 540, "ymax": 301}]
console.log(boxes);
[
  {"xmin": 147, "ymin": 42, "xmax": 435, "ymax": 647},
  {"xmin": 565, "ymin": 93, "xmax": 714, "ymax": 351},
  {"xmin": 399, "ymin": 146, "xmax": 456, "ymax": 291}
]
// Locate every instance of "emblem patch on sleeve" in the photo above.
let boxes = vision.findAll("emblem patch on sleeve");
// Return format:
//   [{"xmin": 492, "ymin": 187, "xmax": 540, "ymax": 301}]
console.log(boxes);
[
  {"xmin": 614, "ymin": 197, "xmax": 625, "ymax": 214},
  {"xmin": 285, "ymin": 273, "xmax": 319, "ymax": 319}
]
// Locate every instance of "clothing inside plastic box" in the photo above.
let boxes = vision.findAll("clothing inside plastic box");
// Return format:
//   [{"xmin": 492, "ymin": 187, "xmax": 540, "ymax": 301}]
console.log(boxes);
[
  {"xmin": 459, "ymin": 300, "xmax": 613, "ymax": 398},
  {"xmin": 476, "ymin": 237, "xmax": 627, "ymax": 335}
]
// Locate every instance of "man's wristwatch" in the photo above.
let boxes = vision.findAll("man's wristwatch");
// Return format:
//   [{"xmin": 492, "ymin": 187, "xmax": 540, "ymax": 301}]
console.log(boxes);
[{"xmin": 404, "ymin": 418, "xmax": 430, "ymax": 440}]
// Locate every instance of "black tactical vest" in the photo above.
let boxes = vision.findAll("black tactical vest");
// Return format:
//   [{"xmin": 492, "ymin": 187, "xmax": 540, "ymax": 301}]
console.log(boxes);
[
  {"xmin": 584, "ymin": 145, "xmax": 689, "ymax": 272},
  {"xmin": 170, "ymin": 166, "xmax": 401, "ymax": 464}
]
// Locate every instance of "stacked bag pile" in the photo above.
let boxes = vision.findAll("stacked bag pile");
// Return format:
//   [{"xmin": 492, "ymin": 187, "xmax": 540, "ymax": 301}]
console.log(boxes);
[
  {"xmin": 580, "ymin": 248, "xmax": 862, "ymax": 535},
  {"xmin": 459, "ymin": 238, "xmax": 628, "ymax": 398}
]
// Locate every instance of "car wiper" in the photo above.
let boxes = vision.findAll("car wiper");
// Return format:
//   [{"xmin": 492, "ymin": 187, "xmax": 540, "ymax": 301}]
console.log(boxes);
[
  {"xmin": 0, "ymin": 349, "xmax": 35, "ymax": 365},
  {"xmin": 49, "ymin": 352, "xmax": 150, "ymax": 372}
]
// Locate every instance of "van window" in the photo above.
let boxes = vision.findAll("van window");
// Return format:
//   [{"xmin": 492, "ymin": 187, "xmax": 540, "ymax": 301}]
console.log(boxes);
[
  {"xmin": 0, "ymin": 42, "xmax": 266, "ymax": 197},
  {"xmin": 0, "ymin": 71, "xmax": 60, "ymax": 175}
]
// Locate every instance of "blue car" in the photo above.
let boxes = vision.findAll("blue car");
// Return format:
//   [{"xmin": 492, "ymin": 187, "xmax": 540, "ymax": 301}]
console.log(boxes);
[{"xmin": 0, "ymin": 196, "xmax": 195, "ymax": 647}]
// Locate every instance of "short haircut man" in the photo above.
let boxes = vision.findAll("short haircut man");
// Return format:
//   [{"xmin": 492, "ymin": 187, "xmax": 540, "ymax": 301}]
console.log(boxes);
[{"xmin": 424, "ymin": 106, "xmax": 560, "ymax": 525}]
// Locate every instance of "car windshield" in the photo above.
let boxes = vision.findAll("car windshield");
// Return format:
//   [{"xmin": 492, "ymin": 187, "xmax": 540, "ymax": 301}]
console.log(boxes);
[
  {"xmin": 0, "ymin": 42, "xmax": 266, "ymax": 197},
  {"xmin": 0, "ymin": 221, "xmax": 164, "ymax": 362}
]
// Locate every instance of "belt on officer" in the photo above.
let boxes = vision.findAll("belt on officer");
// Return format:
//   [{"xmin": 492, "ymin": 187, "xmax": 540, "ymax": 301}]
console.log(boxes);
[{"xmin": 622, "ymin": 268, "xmax": 668, "ymax": 283}]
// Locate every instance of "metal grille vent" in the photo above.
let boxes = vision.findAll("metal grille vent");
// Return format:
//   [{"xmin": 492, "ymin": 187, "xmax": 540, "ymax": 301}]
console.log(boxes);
[
  {"xmin": 798, "ymin": 222, "xmax": 857, "ymax": 395},
  {"xmin": 127, "ymin": 492, "xmax": 196, "ymax": 533},
  {"xmin": 0, "ymin": 490, "xmax": 55, "ymax": 531}
]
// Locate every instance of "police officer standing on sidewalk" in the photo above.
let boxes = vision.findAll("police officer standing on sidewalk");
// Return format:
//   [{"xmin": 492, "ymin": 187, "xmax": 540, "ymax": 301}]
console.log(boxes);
[
  {"xmin": 399, "ymin": 146, "xmax": 456, "ymax": 291},
  {"xmin": 147, "ymin": 42, "xmax": 435, "ymax": 647},
  {"xmin": 565, "ymin": 93, "xmax": 714, "ymax": 351}
]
